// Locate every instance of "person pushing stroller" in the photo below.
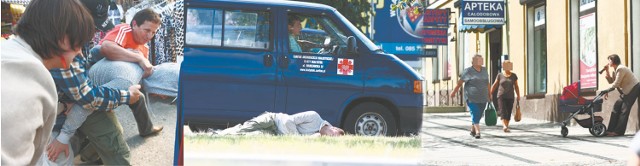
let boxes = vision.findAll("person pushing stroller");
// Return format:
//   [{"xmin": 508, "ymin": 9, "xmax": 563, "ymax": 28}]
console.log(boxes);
[{"xmin": 601, "ymin": 54, "xmax": 640, "ymax": 137}]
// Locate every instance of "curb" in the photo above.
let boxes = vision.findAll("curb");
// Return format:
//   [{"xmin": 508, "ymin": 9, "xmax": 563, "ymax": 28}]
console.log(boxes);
[{"xmin": 424, "ymin": 106, "xmax": 466, "ymax": 113}]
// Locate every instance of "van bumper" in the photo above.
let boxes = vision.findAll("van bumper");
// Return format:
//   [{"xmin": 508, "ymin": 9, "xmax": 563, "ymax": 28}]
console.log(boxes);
[{"xmin": 397, "ymin": 106, "xmax": 423, "ymax": 135}]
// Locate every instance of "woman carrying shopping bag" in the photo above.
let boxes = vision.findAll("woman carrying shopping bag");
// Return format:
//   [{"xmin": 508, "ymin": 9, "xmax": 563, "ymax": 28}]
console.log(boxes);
[
  {"xmin": 490, "ymin": 60, "xmax": 521, "ymax": 133},
  {"xmin": 451, "ymin": 54, "xmax": 492, "ymax": 139}
]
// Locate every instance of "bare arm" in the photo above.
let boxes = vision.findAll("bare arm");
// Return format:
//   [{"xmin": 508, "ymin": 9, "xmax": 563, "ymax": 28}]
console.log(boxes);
[
  {"xmin": 100, "ymin": 40, "xmax": 146, "ymax": 63},
  {"xmin": 490, "ymin": 76, "xmax": 499, "ymax": 99},
  {"xmin": 514, "ymin": 80, "xmax": 521, "ymax": 101},
  {"xmin": 101, "ymin": 41, "xmax": 154, "ymax": 77},
  {"xmin": 450, "ymin": 79, "xmax": 464, "ymax": 97}
]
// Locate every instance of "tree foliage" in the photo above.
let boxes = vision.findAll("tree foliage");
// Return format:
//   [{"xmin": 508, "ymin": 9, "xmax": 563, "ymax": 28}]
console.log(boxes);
[
  {"xmin": 390, "ymin": 0, "xmax": 426, "ymax": 15},
  {"xmin": 292, "ymin": 0, "xmax": 372, "ymax": 29}
]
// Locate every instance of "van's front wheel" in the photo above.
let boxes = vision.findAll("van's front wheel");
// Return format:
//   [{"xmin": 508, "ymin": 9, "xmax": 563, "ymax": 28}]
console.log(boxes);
[{"xmin": 344, "ymin": 103, "xmax": 397, "ymax": 136}]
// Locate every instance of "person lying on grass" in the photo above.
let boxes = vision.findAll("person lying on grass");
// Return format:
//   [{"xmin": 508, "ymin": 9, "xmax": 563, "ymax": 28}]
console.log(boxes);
[{"xmin": 214, "ymin": 111, "xmax": 344, "ymax": 136}]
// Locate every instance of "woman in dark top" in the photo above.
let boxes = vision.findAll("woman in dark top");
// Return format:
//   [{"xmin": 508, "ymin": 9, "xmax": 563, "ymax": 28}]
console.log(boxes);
[{"xmin": 490, "ymin": 60, "xmax": 521, "ymax": 133}]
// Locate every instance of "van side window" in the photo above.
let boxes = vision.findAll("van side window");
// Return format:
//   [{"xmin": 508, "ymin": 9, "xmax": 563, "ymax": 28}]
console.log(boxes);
[
  {"xmin": 186, "ymin": 8, "xmax": 223, "ymax": 46},
  {"xmin": 287, "ymin": 14, "xmax": 347, "ymax": 55},
  {"xmin": 185, "ymin": 8, "xmax": 270, "ymax": 50},
  {"xmin": 224, "ymin": 10, "xmax": 270, "ymax": 49}
]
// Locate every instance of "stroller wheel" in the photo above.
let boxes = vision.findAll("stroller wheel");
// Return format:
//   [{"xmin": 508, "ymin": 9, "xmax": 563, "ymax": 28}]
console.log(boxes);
[
  {"xmin": 561, "ymin": 126, "xmax": 568, "ymax": 137},
  {"xmin": 590, "ymin": 123, "xmax": 607, "ymax": 137}
]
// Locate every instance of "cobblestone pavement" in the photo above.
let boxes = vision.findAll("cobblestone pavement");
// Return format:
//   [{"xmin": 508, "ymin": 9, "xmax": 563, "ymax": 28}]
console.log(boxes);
[{"xmin": 421, "ymin": 112, "xmax": 633, "ymax": 165}]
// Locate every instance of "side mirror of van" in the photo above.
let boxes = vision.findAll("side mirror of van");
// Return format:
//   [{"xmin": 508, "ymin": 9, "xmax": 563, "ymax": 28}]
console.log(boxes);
[{"xmin": 346, "ymin": 36, "xmax": 358, "ymax": 55}]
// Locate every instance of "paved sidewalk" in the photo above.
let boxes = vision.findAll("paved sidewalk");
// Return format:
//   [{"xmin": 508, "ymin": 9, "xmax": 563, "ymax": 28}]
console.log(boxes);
[{"xmin": 421, "ymin": 112, "xmax": 634, "ymax": 165}]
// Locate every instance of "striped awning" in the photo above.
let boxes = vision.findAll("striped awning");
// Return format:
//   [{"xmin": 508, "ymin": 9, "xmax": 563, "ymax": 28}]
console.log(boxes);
[
  {"xmin": 1, "ymin": 0, "xmax": 29, "ymax": 5},
  {"xmin": 458, "ymin": 24, "xmax": 502, "ymax": 33}
]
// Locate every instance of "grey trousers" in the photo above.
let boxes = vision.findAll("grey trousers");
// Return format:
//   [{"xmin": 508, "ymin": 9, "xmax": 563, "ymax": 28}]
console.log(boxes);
[{"xmin": 217, "ymin": 112, "xmax": 278, "ymax": 135}]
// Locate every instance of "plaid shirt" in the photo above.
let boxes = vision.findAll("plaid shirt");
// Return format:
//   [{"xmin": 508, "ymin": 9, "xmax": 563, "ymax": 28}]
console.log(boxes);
[{"xmin": 50, "ymin": 56, "xmax": 130, "ymax": 111}]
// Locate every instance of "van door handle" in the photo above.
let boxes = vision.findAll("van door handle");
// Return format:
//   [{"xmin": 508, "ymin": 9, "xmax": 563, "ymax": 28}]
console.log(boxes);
[
  {"xmin": 279, "ymin": 55, "xmax": 289, "ymax": 68},
  {"xmin": 264, "ymin": 54, "xmax": 273, "ymax": 67}
]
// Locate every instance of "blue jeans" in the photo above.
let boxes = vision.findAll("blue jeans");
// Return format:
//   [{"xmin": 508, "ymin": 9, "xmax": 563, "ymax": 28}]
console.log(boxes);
[
  {"xmin": 89, "ymin": 45, "xmax": 105, "ymax": 65},
  {"xmin": 467, "ymin": 102, "xmax": 486, "ymax": 124}
]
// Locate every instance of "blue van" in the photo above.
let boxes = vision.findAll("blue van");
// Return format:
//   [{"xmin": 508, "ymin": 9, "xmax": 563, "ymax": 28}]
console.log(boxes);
[{"xmin": 179, "ymin": 0, "xmax": 424, "ymax": 136}]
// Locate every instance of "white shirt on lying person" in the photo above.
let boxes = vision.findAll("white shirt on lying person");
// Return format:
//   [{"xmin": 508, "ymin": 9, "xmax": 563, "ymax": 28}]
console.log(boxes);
[{"xmin": 274, "ymin": 111, "xmax": 331, "ymax": 135}]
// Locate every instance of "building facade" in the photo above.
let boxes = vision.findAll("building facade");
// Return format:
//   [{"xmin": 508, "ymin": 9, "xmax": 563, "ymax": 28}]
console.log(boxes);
[{"xmin": 424, "ymin": 0, "xmax": 640, "ymax": 133}]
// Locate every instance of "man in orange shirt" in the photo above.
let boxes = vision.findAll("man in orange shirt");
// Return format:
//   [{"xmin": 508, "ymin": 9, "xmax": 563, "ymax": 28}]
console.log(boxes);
[
  {"xmin": 98, "ymin": 8, "xmax": 160, "ymax": 78},
  {"xmin": 73, "ymin": 8, "xmax": 163, "ymax": 164}
]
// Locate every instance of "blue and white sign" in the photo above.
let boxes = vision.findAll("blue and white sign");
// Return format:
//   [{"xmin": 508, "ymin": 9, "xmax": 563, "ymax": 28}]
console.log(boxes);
[
  {"xmin": 461, "ymin": 0, "xmax": 505, "ymax": 25},
  {"xmin": 377, "ymin": 43, "xmax": 431, "ymax": 57},
  {"xmin": 374, "ymin": 0, "xmax": 428, "ymax": 57}
]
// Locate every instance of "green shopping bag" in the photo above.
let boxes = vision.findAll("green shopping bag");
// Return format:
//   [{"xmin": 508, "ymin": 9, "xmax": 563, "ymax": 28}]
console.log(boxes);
[{"xmin": 484, "ymin": 102, "xmax": 497, "ymax": 126}]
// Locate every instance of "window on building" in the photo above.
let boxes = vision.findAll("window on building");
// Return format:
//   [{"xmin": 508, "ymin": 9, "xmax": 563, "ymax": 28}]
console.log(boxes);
[
  {"xmin": 570, "ymin": 0, "xmax": 598, "ymax": 90},
  {"xmin": 527, "ymin": 5, "xmax": 547, "ymax": 95},
  {"xmin": 432, "ymin": 56, "xmax": 440, "ymax": 83},
  {"xmin": 632, "ymin": 0, "xmax": 640, "ymax": 77},
  {"xmin": 457, "ymin": 33, "xmax": 466, "ymax": 75},
  {"xmin": 441, "ymin": 45, "xmax": 450, "ymax": 80}
]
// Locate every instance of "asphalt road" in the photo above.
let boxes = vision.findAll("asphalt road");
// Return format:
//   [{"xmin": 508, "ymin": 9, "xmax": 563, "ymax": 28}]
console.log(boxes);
[{"xmin": 111, "ymin": 95, "xmax": 177, "ymax": 165}]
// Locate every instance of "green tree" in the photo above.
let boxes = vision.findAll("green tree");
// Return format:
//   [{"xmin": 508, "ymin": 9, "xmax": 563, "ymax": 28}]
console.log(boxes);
[
  {"xmin": 293, "ymin": 0, "xmax": 372, "ymax": 31},
  {"xmin": 390, "ymin": 0, "xmax": 426, "ymax": 15}
]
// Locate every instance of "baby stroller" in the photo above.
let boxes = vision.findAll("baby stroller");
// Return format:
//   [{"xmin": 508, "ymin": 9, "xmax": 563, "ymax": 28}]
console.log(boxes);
[{"xmin": 558, "ymin": 81, "xmax": 612, "ymax": 137}]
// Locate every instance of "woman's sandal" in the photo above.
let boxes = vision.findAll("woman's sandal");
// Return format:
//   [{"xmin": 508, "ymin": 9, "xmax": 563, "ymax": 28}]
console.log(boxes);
[
  {"xmin": 503, "ymin": 128, "xmax": 510, "ymax": 133},
  {"xmin": 470, "ymin": 131, "xmax": 476, "ymax": 137},
  {"xmin": 475, "ymin": 133, "xmax": 481, "ymax": 139}
]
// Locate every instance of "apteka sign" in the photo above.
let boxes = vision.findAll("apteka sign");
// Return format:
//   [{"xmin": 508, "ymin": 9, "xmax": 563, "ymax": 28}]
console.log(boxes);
[{"xmin": 461, "ymin": 0, "xmax": 505, "ymax": 25}]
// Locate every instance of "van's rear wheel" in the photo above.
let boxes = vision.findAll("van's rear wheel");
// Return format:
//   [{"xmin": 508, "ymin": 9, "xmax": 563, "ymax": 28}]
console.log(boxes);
[{"xmin": 344, "ymin": 102, "xmax": 397, "ymax": 136}]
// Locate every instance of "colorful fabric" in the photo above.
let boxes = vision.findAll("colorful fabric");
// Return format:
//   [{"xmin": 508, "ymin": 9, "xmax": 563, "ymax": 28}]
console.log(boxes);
[{"xmin": 50, "ymin": 56, "xmax": 130, "ymax": 112}]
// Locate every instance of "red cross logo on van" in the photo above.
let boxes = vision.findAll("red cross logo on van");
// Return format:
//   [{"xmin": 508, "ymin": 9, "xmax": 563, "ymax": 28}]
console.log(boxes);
[{"xmin": 337, "ymin": 58, "xmax": 354, "ymax": 76}]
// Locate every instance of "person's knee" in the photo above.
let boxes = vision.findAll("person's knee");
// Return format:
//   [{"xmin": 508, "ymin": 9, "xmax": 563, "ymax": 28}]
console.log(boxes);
[{"xmin": 91, "ymin": 132, "xmax": 129, "ymax": 157}]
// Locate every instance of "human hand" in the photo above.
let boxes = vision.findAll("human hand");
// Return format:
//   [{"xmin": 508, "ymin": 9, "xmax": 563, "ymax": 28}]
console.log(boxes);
[
  {"xmin": 62, "ymin": 103, "xmax": 74, "ymax": 115},
  {"xmin": 450, "ymin": 90, "xmax": 457, "ymax": 98},
  {"xmin": 139, "ymin": 60, "xmax": 154, "ymax": 78},
  {"xmin": 604, "ymin": 93, "xmax": 609, "ymax": 100},
  {"xmin": 46, "ymin": 140, "xmax": 69, "ymax": 162},
  {"xmin": 603, "ymin": 64, "xmax": 610, "ymax": 71},
  {"xmin": 128, "ymin": 85, "xmax": 142, "ymax": 104}
]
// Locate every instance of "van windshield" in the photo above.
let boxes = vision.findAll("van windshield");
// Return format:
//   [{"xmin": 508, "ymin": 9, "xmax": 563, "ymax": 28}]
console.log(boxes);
[{"xmin": 333, "ymin": 10, "xmax": 380, "ymax": 52}]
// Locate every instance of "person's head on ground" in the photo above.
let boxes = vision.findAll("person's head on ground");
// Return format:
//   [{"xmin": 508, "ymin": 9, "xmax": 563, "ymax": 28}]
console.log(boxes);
[
  {"xmin": 607, "ymin": 54, "xmax": 621, "ymax": 68},
  {"xmin": 14, "ymin": 0, "xmax": 95, "ymax": 69},
  {"xmin": 319, "ymin": 125, "xmax": 344, "ymax": 136},
  {"xmin": 130, "ymin": 8, "xmax": 161, "ymax": 45},
  {"xmin": 502, "ymin": 60, "xmax": 513, "ymax": 72},
  {"xmin": 472, "ymin": 54, "xmax": 484, "ymax": 68},
  {"xmin": 288, "ymin": 15, "xmax": 302, "ymax": 36}
]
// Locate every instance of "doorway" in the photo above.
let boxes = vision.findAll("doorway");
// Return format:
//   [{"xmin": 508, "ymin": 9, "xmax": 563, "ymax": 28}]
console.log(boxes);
[{"xmin": 488, "ymin": 28, "xmax": 503, "ymax": 106}]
